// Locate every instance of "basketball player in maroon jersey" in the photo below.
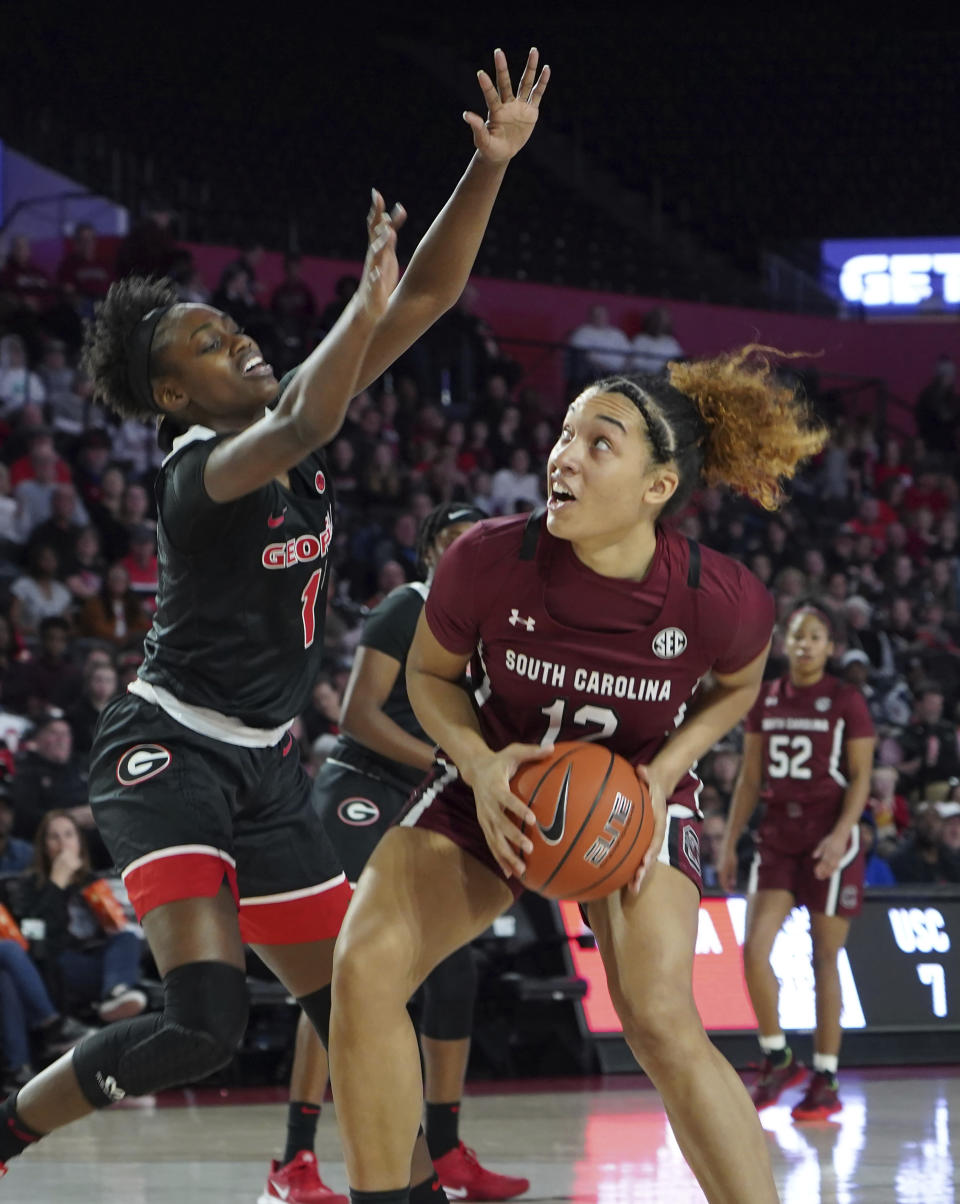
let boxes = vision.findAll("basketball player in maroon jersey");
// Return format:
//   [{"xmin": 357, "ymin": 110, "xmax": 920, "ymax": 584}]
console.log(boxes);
[
  {"xmin": 0, "ymin": 48, "xmax": 550, "ymax": 1196},
  {"xmin": 329, "ymin": 350, "xmax": 826, "ymax": 1204},
  {"xmin": 720, "ymin": 605, "xmax": 875, "ymax": 1120}
]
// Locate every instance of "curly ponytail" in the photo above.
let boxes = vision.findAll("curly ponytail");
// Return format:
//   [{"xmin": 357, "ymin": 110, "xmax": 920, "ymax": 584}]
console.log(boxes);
[
  {"xmin": 668, "ymin": 346, "xmax": 827, "ymax": 511},
  {"xmin": 594, "ymin": 345, "xmax": 826, "ymax": 517}
]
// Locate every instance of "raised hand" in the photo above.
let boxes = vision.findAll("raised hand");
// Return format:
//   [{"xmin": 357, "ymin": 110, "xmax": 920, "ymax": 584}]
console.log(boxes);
[
  {"xmin": 464, "ymin": 47, "xmax": 551, "ymax": 165},
  {"xmin": 356, "ymin": 189, "xmax": 407, "ymax": 321}
]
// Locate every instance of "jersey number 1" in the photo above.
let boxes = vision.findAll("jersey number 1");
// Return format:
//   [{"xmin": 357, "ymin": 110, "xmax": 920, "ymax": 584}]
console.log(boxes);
[{"xmin": 301, "ymin": 566, "xmax": 325, "ymax": 648}]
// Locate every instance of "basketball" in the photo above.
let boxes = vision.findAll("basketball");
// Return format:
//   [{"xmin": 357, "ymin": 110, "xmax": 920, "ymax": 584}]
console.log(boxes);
[{"xmin": 510, "ymin": 741, "xmax": 654, "ymax": 902}]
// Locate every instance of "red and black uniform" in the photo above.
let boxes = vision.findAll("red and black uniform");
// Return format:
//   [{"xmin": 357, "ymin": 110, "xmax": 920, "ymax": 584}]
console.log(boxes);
[
  {"xmin": 403, "ymin": 510, "xmax": 774, "ymax": 898},
  {"xmin": 88, "ymin": 371, "xmax": 351, "ymax": 943},
  {"xmin": 744, "ymin": 674, "xmax": 875, "ymax": 916}
]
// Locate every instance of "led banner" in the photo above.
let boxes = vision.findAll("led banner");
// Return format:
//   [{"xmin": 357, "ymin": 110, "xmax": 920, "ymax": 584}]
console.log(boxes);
[
  {"xmin": 821, "ymin": 237, "xmax": 960, "ymax": 309},
  {"xmin": 559, "ymin": 895, "xmax": 959, "ymax": 1035}
]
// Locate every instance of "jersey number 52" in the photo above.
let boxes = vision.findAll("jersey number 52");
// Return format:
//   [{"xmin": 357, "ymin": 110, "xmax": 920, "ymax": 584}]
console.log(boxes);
[{"xmin": 767, "ymin": 733, "xmax": 813, "ymax": 780}]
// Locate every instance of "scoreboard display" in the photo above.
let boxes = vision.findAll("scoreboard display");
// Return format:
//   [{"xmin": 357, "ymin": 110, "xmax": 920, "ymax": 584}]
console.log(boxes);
[{"xmin": 559, "ymin": 892, "xmax": 960, "ymax": 1035}]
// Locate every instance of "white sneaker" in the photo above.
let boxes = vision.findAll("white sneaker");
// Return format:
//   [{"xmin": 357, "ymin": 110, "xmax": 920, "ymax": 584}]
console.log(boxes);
[{"xmin": 98, "ymin": 986, "xmax": 148, "ymax": 1022}]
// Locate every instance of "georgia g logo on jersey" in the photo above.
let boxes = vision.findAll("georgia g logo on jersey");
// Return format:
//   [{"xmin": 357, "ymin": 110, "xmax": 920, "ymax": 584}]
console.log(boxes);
[
  {"xmin": 337, "ymin": 798, "xmax": 380, "ymax": 826},
  {"xmin": 116, "ymin": 745, "xmax": 172, "ymax": 787},
  {"xmin": 652, "ymin": 627, "xmax": 687, "ymax": 659}
]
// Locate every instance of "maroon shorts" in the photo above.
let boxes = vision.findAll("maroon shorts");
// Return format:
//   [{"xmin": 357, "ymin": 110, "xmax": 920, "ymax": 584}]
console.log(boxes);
[
  {"xmin": 399, "ymin": 761, "xmax": 703, "ymax": 900},
  {"xmin": 750, "ymin": 825, "xmax": 864, "ymax": 918}
]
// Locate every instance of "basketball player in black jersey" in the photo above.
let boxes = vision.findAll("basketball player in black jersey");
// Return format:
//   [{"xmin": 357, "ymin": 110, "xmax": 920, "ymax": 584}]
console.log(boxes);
[
  {"xmin": 265, "ymin": 503, "xmax": 529, "ymax": 1204},
  {"xmin": 0, "ymin": 48, "xmax": 550, "ymax": 1195}
]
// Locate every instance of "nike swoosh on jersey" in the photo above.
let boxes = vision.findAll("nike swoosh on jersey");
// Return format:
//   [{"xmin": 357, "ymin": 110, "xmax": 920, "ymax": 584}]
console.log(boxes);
[
  {"xmin": 267, "ymin": 509, "xmax": 287, "ymax": 528},
  {"xmin": 444, "ymin": 1190, "xmax": 469, "ymax": 1199},
  {"xmin": 538, "ymin": 763, "xmax": 572, "ymax": 845}
]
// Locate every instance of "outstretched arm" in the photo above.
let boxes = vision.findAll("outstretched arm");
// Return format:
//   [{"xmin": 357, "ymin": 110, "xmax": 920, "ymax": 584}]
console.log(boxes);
[{"xmin": 353, "ymin": 46, "xmax": 550, "ymax": 392}]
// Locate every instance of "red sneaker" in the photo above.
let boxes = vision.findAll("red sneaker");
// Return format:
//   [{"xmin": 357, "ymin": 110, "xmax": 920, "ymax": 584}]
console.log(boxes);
[
  {"xmin": 258, "ymin": 1150, "xmax": 348, "ymax": 1204},
  {"xmin": 791, "ymin": 1071, "xmax": 842, "ymax": 1121},
  {"xmin": 434, "ymin": 1142, "xmax": 530, "ymax": 1201},
  {"xmin": 750, "ymin": 1053, "xmax": 806, "ymax": 1110}
]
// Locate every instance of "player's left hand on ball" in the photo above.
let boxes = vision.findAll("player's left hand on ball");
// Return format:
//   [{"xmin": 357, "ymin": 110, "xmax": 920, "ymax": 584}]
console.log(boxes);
[
  {"xmin": 464, "ymin": 47, "xmax": 550, "ymax": 164},
  {"xmin": 470, "ymin": 742, "xmax": 553, "ymax": 879},
  {"xmin": 812, "ymin": 828, "xmax": 849, "ymax": 879},
  {"xmin": 627, "ymin": 764, "xmax": 667, "ymax": 896}
]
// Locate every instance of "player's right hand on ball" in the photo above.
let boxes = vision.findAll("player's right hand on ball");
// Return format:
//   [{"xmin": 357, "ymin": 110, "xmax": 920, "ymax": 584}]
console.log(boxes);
[
  {"xmin": 469, "ymin": 742, "xmax": 553, "ymax": 880},
  {"xmin": 356, "ymin": 189, "xmax": 406, "ymax": 321}
]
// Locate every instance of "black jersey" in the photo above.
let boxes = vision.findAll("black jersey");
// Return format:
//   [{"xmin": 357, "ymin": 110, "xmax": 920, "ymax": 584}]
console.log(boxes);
[
  {"xmin": 332, "ymin": 582, "xmax": 429, "ymax": 789},
  {"xmin": 139, "ymin": 372, "xmax": 335, "ymax": 728}
]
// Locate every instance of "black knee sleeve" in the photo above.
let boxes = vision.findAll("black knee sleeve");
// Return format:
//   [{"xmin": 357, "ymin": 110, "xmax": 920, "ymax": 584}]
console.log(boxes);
[
  {"xmin": 419, "ymin": 946, "xmax": 477, "ymax": 1041},
  {"xmin": 73, "ymin": 961, "xmax": 249, "ymax": 1108},
  {"xmin": 297, "ymin": 984, "xmax": 332, "ymax": 1048}
]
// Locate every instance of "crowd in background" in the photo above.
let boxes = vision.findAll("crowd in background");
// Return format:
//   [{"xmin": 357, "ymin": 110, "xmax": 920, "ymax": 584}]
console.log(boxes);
[{"xmin": 0, "ymin": 224, "xmax": 959, "ymax": 1088}]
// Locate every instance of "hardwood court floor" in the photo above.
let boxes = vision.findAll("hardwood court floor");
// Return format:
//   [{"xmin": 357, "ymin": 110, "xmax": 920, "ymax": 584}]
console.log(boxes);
[{"xmin": 2, "ymin": 1068, "xmax": 956, "ymax": 1202}]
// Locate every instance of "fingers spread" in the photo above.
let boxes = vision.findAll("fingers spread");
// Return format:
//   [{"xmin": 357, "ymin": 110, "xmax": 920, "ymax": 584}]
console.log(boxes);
[
  {"xmin": 528, "ymin": 63, "xmax": 551, "ymax": 108},
  {"xmin": 475, "ymin": 70, "xmax": 500, "ymax": 112},
  {"xmin": 516, "ymin": 46, "xmax": 539, "ymax": 99},
  {"xmin": 491, "ymin": 47, "xmax": 515, "ymax": 102}
]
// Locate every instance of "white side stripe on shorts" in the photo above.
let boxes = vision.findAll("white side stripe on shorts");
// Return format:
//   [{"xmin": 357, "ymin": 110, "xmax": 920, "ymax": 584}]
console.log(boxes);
[
  {"xmin": 747, "ymin": 850, "xmax": 761, "ymax": 895},
  {"xmin": 121, "ymin": 844, "xmax": 237, "ymax": 881},
  {"xmin": 824, "ymin": 823, "xmax": 860, "ymax": 916},
  {"xmin": 239, "ymin": 874, "xmax": 347, "ymax": 906},
  {"xmin": 657, "ymin": 803, "xmax": 696, "ymax": 867},
  {"xmin": 401, "ymin": 761, "xmax": 459, "ymax": 828}
]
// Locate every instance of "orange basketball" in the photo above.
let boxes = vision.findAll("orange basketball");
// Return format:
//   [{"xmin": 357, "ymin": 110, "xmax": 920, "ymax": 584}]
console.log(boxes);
[{"xmin": 510, "ymin": 741, "xmax": 654, "ymax": 902}]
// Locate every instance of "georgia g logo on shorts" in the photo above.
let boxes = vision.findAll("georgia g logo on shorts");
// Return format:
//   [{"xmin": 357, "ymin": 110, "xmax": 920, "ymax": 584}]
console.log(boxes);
[
  {"xmin": 116, "ymin": 744, "xmax": 172, "ymax": 787},
  {"xmin": 337, "ymin": 798, "xmax": 380, "ymax": 826}
]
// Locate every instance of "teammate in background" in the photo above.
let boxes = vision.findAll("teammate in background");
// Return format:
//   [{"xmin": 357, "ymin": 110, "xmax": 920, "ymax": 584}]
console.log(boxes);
[
  {"xmin": 719, "ymin": 604, "xmax": 875, "ymax": 1121},
  {"xmin": 263, "ymin": 502, "xmax": 527, "ymax": 1204},
  {"xmin": 0, "ymin": 47, "xmax": 550, "ymax": 1190},
  {"xmin": 329, "ymin": 349, "xmax": 826, "ymax": 1204}
]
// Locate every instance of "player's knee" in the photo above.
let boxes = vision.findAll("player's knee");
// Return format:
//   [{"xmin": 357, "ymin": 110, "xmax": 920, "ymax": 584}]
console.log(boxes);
[
  {"xmin": 421, "ymin": 946, "xmax": 477, "ymax": 1040},
  {"xmin": 615, "ymin": 986, "xmax": 699, "ymax": 1063},
  {"xmin": 333, "ymin": 923, "xmax": 418, "ymax": 1009},
  {"xmin": 811, "ymin": 944, "xmax": 840, "ymax": 977},
  {"xmin": 73, "ymin": 962, "xmax": 249, "ymax": 1107}
]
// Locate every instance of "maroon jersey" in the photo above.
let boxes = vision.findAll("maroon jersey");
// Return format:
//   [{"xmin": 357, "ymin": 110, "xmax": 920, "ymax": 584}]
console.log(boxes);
[
  {"xmin": 745, "ymin": 674, "xmax": 875, "ymax": 850},
  {"xmin": 425, "ymin": 511, "xmax": 774, "ymax": 815}
]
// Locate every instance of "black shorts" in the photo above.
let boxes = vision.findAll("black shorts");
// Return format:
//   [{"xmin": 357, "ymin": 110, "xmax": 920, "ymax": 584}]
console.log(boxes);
[
  {"xmin": 89, "ymin": 694, "xmax": 351, "ymax": 944},
  {"xmin": 311, "ymin": 756, "xmax": 416, "ymax": 883}
]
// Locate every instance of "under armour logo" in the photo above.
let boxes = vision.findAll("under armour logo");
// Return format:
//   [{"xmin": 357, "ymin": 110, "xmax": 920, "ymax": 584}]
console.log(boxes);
[{"xmin": 509, "ymin": 609, "xmax": 535, "ymax": 631}]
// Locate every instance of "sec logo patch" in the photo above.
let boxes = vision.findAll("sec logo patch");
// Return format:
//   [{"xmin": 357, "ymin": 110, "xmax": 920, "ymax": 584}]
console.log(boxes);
[
  {"xmin": 337, "ymin": 798, "xmax": 380, "ymax": 826},
  {"xmin": 116, "ymin": 744, "xmax": 172, "ymax": 787},
  {"xmin": 652, "ymin": 627, "xmax": 687, "ymax": 659}
]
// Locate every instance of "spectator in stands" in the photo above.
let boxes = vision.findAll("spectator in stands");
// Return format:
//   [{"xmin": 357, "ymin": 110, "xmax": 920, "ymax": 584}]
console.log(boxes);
[
  {"xmin": 212, "ymin": 262, "xmax": 263, "ymax": 331},
  {"xmin": 56, "ymin": 224, "xmax": 115, "ymax": 315},
  {"xmin": 859, "ymin": 812, "xmax": 895, "ymax": 886},
  {"xmin": 118, "ymin": 484, "xmax": 153, "ymax": 541},
  {"xmin": 365, "ymin": 559, "xmax": 408, "ymax": 610},
  {"xmin": 115, "ymin": 197, "xmax": 178, "ymax": 279},
  {"xmin": 914, "ymin": 355, "xmax": 957, "ymax": 454},
  {"xmin": 939, "ymin": 798, "xmax": 960, "ymax": 853},
  {"xmin": 2, "ymin": 616, "xmax": 83, "ymax": 720},
  {"xmin": 318, "ymin": 274, "xmax": 360, "ymax": 332},
  {"xmin": 565, "ymin": 303, "xmax": 630, "ymax": 387},
  {"xmin": 489, "ymin": 446, "xmax": 543, "ymax": 515},
  {"xmin": 76, "ymin": 562, "xmax": 151, "ymax": 652},
  {"xmin": 0, "ymin": 793, "xmax": 32, "ymax": 874},
  {"xmin": 373, "ymin": 512, "xmax": 420, "ymax": 581},
  {"xmin": 66, "ymin": 660, "xmax": 119, "ymax": 765},
  {"xmin": 270, "ymin": 253, "xmax": 317, "ymax": 373},
  {"xmin": 10, "ymin": 717, "xmax": 89, "ymax": 846},
  {"xmin": 120, "ymin": 525, "xmax": 159, "ymax": 609},
  {"xmin": 421, "ymin": 283, "xmax": 520, "ymax": 405},
  {"xmin": 37, "ymin": 342, "xmax": 86, "ymax": 435},
  {"xmin": 0, "ymin": 236, "xmax": 52, "ymax": 315},
  {"xmin": 0, "ymin": 938, "xmax": 94, "ymax": 1095},
  {"xmin": 86, "ymin": 464, "xmax": 129, "ymax": 562},
  {"xmin": 18, "ymin": 811, "xmax": 147, "ymax": 1021},
  {"xmin": 71, "ymin": 428, "xmax": 114, "ymax": 508},
  {"xmin": 897, "ymin": 684, "xmax": 960, "ymax": 798},
  {"xmin": 360, "ymin": 442, "xmax": 405, "ymax": 512},
  {"xmin": 0, "ymin": 334, "xmax": 46, "ymax": 415},
  {"xmin": 64, "ymin": 526, "xmax": 105, "ymax": 604},
  {"xmin": 889, "ymin": 801, "xmax": 960, "ymax": 884},
  {"xmin": 9, "ymin": 546, "xmax": 73, "ymax": 639},
  {"xmin": 9, "ymin": 428, "xmax": 72, "ymax": 490},
  {"xmin": 630, "ymin": 306, "xmax": 683, "ymax": 374},
  {"xmin": 28, "ymin": 484, "xmax": 88, "ymax": 568}
]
